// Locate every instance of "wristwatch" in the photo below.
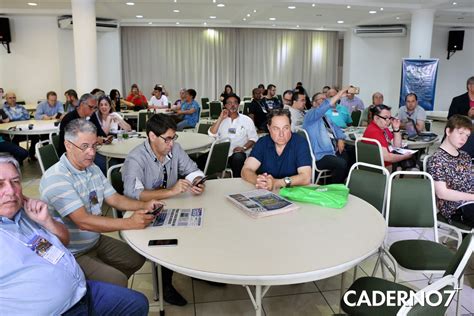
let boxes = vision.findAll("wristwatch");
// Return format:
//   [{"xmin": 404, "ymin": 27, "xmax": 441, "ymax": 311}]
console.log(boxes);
[
  {"xmin": 284, "ymin": 177, "xmax": 292, "ymax": 188},
  {"xmin": 392, "ymin": 129, "xmax": 400, "ymax": 133},
  {"xmin": 242, "ymin": 146, "xmax": 247, "ymax": 151}
]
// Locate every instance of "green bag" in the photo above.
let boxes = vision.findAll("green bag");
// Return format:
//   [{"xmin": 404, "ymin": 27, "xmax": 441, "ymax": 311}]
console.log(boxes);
[{"xmin": 279, "ymin": 184, "xmax": 349, "ymax": 209}]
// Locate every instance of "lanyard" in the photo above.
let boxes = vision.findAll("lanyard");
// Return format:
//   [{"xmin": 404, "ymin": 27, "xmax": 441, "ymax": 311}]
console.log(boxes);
[
  {"xmin": 322, "ymin": 116, "xmax": 337, "ymax": 149},
  {"xmin": 0, "ymin": 228, "xmax": 34, "ymax": 247},
  {"xmin": 161, "ymin": 165, "xmax": 168, "ymax": 189}
]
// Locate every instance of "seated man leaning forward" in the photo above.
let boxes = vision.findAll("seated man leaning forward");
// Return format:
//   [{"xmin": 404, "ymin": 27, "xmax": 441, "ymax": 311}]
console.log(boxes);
[
  {"xmin": 241, "ymin": 109, "xmax": 312, "ymax": 190},
  {"xmin": 0, "ymin": 155, "xmax": 148, "ymax": 316},
  {"xmin": 40, "ymin": 119, "xmax": 162, "ymax": 289},
  {"xmin": 122, "ymin": 113, "xmax": 206, "ymax": 306}
]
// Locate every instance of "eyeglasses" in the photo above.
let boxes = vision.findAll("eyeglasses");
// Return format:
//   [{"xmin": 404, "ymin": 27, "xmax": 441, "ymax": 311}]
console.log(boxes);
[
  {"xmin": 159, "ymin": 134, "xmax": 179, "ymax": 143},
  {"xmin": 68, "ymin": 141, "xmax": 102, "ymax": 151},
  {"xmin": 225, "ymin": 101, "xmax": 239, "ymax": 106},
  {"xmin": 376, "ymin": 114, "xmax": 395, "ymax": 121}
]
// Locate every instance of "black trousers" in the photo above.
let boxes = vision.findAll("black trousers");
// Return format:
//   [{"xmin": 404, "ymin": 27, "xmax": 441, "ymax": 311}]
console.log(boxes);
[
  {"xmin": 227, "ymin": 152, "xmax": 247, "ymax": 178},
  {"xmin": 316, "ymin": 151, "xmax": 349, "ymax": 184}
]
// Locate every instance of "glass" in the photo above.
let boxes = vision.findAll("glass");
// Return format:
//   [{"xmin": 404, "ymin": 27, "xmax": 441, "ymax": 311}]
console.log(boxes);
[
  {"xmin": 122, "ymin": 132, "xmax": 129, "ymax": 139},
  {"xmin": 376, "ymin": 114, "xmax": 395, "ymax": 121},
  {"xmin": 159, "ymin": 134, "xmax": 179, "ymax": 143},
  {"xmin": 68, "ymin": 141, "xmax": 102, "ymax": 151}
]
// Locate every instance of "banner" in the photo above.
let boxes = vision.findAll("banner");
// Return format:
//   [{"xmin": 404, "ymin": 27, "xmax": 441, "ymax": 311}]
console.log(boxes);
[{"xmin": 399, "ymin": 59, "xmax": 439, "ymax": 111}]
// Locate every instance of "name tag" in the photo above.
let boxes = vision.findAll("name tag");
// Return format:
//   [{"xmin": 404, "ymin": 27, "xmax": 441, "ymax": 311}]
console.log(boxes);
[
  {"xmin": 228, "ymin": 127, "xmax": 236, "ymax": 134},
  {"xmin": 89, "ymin": 190, "xmax": 98, "ymax": 205},
  {"xmin": 29, "ymin": 235, "xmax": 65, "ymax": 264},
  {"xmin": 332, "ymin": 112, "xmax": 339, "ymax": 116}
]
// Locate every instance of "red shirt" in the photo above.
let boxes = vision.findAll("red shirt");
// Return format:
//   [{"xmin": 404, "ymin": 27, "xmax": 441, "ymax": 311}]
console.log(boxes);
[
  {"xmin": 126, "ymin": 93, "xmax": 148, "ymax": 108},
  {"xmin": 362, "ymin": 121, "xmax": 393, "ymax": 166}
]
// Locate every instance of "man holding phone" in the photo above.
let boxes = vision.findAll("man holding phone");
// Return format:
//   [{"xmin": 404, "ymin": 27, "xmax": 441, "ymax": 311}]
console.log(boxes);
[
  {"xmin": 35, "ymin": 91, "xmax": 65, "ymax": 120},
  {"xmin": 122, "ymin": 113, "xmax": 207, "ymax": 306},
  {"xmin": 339, "ymin": 86, "xmax": 365, "ymax": 114}
]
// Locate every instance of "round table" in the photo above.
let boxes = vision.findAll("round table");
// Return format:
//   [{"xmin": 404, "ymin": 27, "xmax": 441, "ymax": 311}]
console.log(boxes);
[
  {"xmin": 121, "ymin": 109, "xmax": 174, "ymax": 119},
  {"xmin": 97, "ymin": 131, "xmax": 214, "ymax": 159},
  {"xmin": 0, "ymin": 119, "xmax": 59, "ymax": 136},
  {"xmin": 121, "ymin": 178, "xmax": 387, "ymax": 315},
  {"xmin": 344, "ymin": 126, "xmax": 439, "ymax": 149}
]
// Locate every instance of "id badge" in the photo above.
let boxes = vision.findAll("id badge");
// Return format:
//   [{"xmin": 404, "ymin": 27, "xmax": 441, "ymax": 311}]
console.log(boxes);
[
  {"xmin": 388, "ymin": 145, "xmax": 394, "ymax": 153},
  {"xmin": 332, "ymin": 112, "xmax": 339, "ymax": 116},
  {"xmin": 228, "ymin": 127, "xmax": 236, "ymax": 134},
  {"xmin": 89, "ymin": 190, "xmax": 98, "ymax": 205},
  {"xmin": 28, "ymin": 235, "xmax": 64, "ymax": 264}
]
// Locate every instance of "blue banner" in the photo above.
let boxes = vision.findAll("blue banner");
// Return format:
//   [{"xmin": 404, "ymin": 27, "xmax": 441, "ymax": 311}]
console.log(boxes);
[{"xmin": 399, "ymin": 59, "xmax": 439, "ymax": 111}]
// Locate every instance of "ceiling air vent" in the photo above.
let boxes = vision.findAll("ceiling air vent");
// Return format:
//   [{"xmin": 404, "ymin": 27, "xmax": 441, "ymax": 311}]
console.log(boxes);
[
  {"xmin": 58, "ymin": 15, "xmax": 118, "ymax": 32},
  {"xmin": 353, "ymin": 25, "xmax": 407, "ymax": 37}
]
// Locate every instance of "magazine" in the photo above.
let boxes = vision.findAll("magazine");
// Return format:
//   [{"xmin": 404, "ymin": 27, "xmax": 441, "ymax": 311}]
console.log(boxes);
[
  {"xmin": 392, "ymin": 147, "xmax": 418, "ymax": 155},
  {"xmin": 227, "ymin": 189, "xmax": 299, "ymax": 218},
  {"xmin": 152, "ymin": 208, "xmax": 203, "ymax": 227}
]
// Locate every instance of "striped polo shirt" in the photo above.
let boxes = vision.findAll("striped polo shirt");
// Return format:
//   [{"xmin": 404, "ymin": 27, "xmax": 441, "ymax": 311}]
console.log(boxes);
[{"xmin": 40, "ymin": 154, "xmax": 116, "ymax": 255}]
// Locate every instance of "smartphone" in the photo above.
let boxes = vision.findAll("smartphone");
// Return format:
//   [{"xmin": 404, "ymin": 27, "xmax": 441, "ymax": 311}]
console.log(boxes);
[
  {"xmin": 148, "ymin": 239, "xmax": 178, "ymax": 247},
  {"xmin": 348, "ymin": 86, "xmax": 360, "ymax": 94},
  {"xmin": 151, "ymin": 204, "xmax": 164, "ymax": 217},
  {"xmin": 193, "ymin": 176, "xmax": 208, "ymax": 187},
  {"xmin": 103, "ymin": 135, "xmax": 114, "ymax": 144},
  {"xmin": 55, "ymin": 112, "xmax": 62, "ymax": 119}
]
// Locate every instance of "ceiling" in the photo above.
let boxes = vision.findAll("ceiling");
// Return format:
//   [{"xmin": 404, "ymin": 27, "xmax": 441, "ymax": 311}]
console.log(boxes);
[{"xmin": 1, "ymin": 0, "xmax": 473, "ymax": 30}]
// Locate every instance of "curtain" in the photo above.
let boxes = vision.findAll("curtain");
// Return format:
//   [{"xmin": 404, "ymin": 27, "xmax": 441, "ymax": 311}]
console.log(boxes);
[{"xmin": 121, "ymin": 27, "xmax": 338, "ymax": 102}]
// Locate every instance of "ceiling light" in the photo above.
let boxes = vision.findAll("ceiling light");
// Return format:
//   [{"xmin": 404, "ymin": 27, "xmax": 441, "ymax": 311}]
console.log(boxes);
[
  {"xmin": 173, "ymin": 9, "xmax": 180, "ymax": 13},
  {"xmin": 204, "ymin": 22, "xmax": 207, "ymax": 25},
  {"xmin": 346, "ymin": 5, "xmax": 351, "ymax": 9},
  {"xmin": 243, "ymin": 18, "xmax": 246, "ymax": 21},
  {"xmin": 27, "ymin": 2, "xmax": 38, "ymax": 6},
  {"xmin": 136, "ymin": 15, "xmax": 143, "ymax": 18},
  {"xmin": 126, "ymin": 2, "xmax": 135, "ymax": 5},
  {"xmin": 217, "ymin": 3, "xmax": 225, "ymax": 7},
  {"xmin": 380, "ymin": 7, "xmax": 384, "ymax": 11},
  {"xmin": 253, "ymin": 9, "xmax": 257, "ymax": 13},
  {"xmin": 296, "ymin": 25, "xmax": 300, "ymax": 28},
  {"xmin": 396, "ymin": 16, "xmax": 400, "ymax": 20},
  {"xmin": 174, "ymin": 0, "xmax": 177, "ymax": 2},
  {"xmin": 312, "ymin": 4, "xmax": 316, "ymax": 7},
  {"xmin": 269, "ymin": 17, "xmax": 276, "ymax": 21},
  {"xmin": 213, "ymin": 0, "xmax": 216, "ymax": 2},
  {"xmin": 452, "ymin": 2, "xmax": 457, "ymax": 5},
  {"xmin": 272, "ymin": 24, "xmax": 276, "ymax": 26},
  {"xmin": 148, "ymin": 22, "xmax": 153, "ymax": 25},
  {"xmin": 247, "ymin": 13, "xmax": 251, "ymax": 17},
  {"xmin": 369, "ymin": 10, "xmax": 377, "ymax": 14},
  {"xmin": 176, "ymin": 22, "xmax": 180, "ymax": 25},
  {"xmin": 288, "ymin": 6, "xmax": 296, "ymax": 9},
  {"xmin": 337, "ymin": 20, "xmax": 344, "ymax": 24},
  {"xmin": 209, "ymin": 16, "xmax": 216, "ymax": 19}
]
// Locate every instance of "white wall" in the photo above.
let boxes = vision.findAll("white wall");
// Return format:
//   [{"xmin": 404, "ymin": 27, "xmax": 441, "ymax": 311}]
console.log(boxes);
[
  {"xmin": 343, "ymin": 26, "xmax": 474, "ymax": 113},
  {"xmin": 0, "ymin": 15, "xmax": 122, "ymax": 103}
]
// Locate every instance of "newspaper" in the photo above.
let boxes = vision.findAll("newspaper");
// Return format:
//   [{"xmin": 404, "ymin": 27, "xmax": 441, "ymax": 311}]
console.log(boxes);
[
  {"xmin": 227, "ymin": 189, "xmax": 298, "ymax": 218},
  {"xmin": 152, "ymin": 208, "xmax": 203, "ymax": 227}
]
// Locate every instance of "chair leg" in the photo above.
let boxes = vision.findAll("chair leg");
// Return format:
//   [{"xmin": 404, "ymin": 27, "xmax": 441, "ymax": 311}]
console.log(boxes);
[
  {"xmin": 456, "ymin": 275, "xmax": 464, "ymax": 316},
  {"xmin": 339, "ymin": 272, "xmax": 346, "ymax": 313},
  {"xmin": 428, "ymin": 274, "xmax": 434, "ymax": 285},
  {"xmin": 151, "ymin": 261, "xmax": 159, "ymax": 301}
]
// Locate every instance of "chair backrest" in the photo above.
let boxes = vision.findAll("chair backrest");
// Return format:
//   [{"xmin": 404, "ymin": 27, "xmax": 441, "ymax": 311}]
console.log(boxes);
[
  {"xmin": 49, "ymin": 132, "xmax": 60, "ymax": 156},
  {"xmin": 425, "ymin": 119, "xmax": 432, "ymax": 132},
  {"xmin": 346, "ymin": 162, "xmax": 390, "ymax": 215},
  {"xmin": 243, "ymin": 102, "xmax": 251, "ymax": 115},
  {"xmin": 351, "ymin": 110, "xmax": 362, "ymax": 127},
  {"xmin": 201, "ymin": 97, "xmax": 210, "ymax": 110},
  {"xmin": 296, "ymin": 129, "xmax": 316, "ymax": 183},
  {"xmin": 36, "ymin": 140, "xmax": 59, "ymax": 174},
  {"xmin": 138, "ymin": 111, "xmax": 152, "ymax": 132},
  {"xmin": 355, "ymin": 137, "xmax": 384, "ymax": 168},
  {"xmin": 444, "ymin": 232, "xmax": 473, "ymax": 278},
  {"xmin": 386, "ymin": 171, "xmax": 438, "ymax": 238},
  {"xmin": 203, "ymin": 138, "xmax": 231, "ymax": 178},
  {"xmin": 422, "ymin": 154, "xmax": 431, "ymax": 172},
  {"xmin": 197, "ymin": 122, "xmax": 212, "ymax": 135},
  {"xmin": 107, "ymin": 163, "xmax": 124, "ymax": 218},
  {"xmin": 209, "ymin": 101, "xmax": 222, "ymax": 120},
  {"xmin": 243, "ymin": 96, "xmax": 252, "ymax": 102}
]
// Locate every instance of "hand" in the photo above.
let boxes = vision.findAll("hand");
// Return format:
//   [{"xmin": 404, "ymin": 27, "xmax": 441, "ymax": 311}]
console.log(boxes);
[
  {"xmin": 233, "ymin": 146, "xmax": 245, "ymax": 153},
  {"xmin": 129, "ymin": 210, "xmax": 155, "ymax": 229},
  {"xmin": 143, "ymin": 199, "xmax": 165, "ymax": 212},
  {"xmin": 256, "ymin": 173, "xmax": 274, "ymax": 190},
  {"xmin": 23, "ymin": 197, "xmax": 52, "ymax": 227},
  {"xmin": 170, "ymin": 179, "xmax": 193, "ymax": 195},
  {"xmin": 190, "ymin": 183, "xmax": 205, "ymax": 195},
  {"xmin": 468, "ymin": 107, "xmax": 474, "ymax": 119},
  {"xmin": 391, "ymin": 118, "xmax": 401, "ymax": 130},
  {"xmin": 337, "ymin": 139, "xmax": 345, "ymax": 154},
  {"xmin": 219, "ymin": 109, "xmax": 229, "ymax": 120}
]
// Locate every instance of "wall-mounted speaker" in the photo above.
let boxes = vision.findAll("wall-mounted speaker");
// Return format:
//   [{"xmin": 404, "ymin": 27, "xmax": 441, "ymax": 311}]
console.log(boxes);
[
  {"xmin": 0, "ymin": 17, "xmax": 11, "ymax": 43},
  {"xmin": 448, "ymin": 30, "xmax": 464, "ymax": 51}
]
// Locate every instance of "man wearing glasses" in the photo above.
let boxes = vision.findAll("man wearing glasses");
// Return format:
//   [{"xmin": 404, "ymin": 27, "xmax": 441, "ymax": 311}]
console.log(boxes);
[
  {"xmin": 40, "ymin": 119, "xmax": 162, "ymax": 292},
  {"xmin": 122, "ymin": 113, "xmax": 206, "ymax": 306},
  {"xmin": 58, "ymin": 93, "xmax": 111, "ymax": 174}
]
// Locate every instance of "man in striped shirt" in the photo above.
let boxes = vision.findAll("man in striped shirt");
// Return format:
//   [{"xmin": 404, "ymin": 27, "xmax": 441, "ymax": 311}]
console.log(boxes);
[{"xmin": 40, "ymin": 118, "xmax": 162, "ymax": 289}]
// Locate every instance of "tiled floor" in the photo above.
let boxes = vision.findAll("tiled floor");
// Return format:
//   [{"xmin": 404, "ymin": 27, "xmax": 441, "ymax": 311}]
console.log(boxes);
[{"xmin": 19, "ymin": 120, "xmax": 474, "ymax": 315}]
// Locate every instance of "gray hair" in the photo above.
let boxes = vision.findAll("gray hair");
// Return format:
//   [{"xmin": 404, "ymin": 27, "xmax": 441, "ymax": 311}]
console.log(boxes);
[
  {"xmin": 78, "ymin": 93, "xmax": 96, "ymax": 108},
  {"xmin": 0, "ymin": 154, "xmax": 21, "ymax": 178},
  {"xmin": 64, "ymin": 118, "xmax": 97, "ymax": 142}
]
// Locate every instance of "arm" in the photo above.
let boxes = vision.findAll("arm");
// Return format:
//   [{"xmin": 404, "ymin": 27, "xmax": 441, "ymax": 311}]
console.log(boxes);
[
  {"xmin": 381, "ymin": 147, "xmax": 412, "ymax": 163},
  {"xmin": 209, "ymin": 110, "xmax": 229, "ymax": 135},
  {"xmin": 21, "ymin": 107, "xmax": 30, "ymax": 120},
  {"xmin": 34, "ymin": 104, "xmax": 45, "ymax": 120},
  {"xmin": 391, "ymin": 119, "xmax": 403, "ymax": 147},
  {"xmin": 269, "ymin": 166, "xmax": 312, "ymax": 190},
  {"xmin": 105, "ymin": 192, "xmax": 158, "ymax": 212},
  {"xmin": 434, "ymin": 181, "xmax": 474, "ymax": 201},
  {"xmin": 116, "ymin": 116, "xmax": 132, "ymax": 131},
  {"xmin": 177, "ymin": 107, "xmax": 196, "ymax": 115},
  {"xmin": 241, "ymin": 156, "xmax": 261, "ymax": 184},
  {"xmin": 416, "ymin": 119, "xmax": 425, "ymax": 132}
]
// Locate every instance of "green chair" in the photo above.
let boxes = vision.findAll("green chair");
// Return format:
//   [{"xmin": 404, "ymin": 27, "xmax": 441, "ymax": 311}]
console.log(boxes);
[
  {"xmin": 243, "ymin": 96, "xmax": 252, "ymax": 102},
  {"xmin": 203, "ymin": 138, "xmax": 231, "ymax": 178},
  {"xmin": 243, "ymin": 101, "xmax": 251, "ymax": 115},
  {"xmin": 201, "ymin": 97, "xmax": 210, "ymax": 118},
  {"xmin": 297, "ymin": 129, "xmax": 331, "ymax": 184},
  {"xmin": 137, "ymin": 111, "xmax": 153, "ymax": 132},
  {"xmin": 340, "ymin": 233, "xmax": 473, "ymax": 316},
  {"xmin": 376, "ymin": 171, "xmax": 456, "ymax": 283},
  {"xmin": 49, "ymin": 132, "xmax": 60, "ymax": 156},
  {"xmin": 107, "ymin": 163, "xmax": 124, "ymax": 218},
  {"xmin": 209, "ymin": 101, "xmax": 222, "ymax": 120},
  {"xmin": 356, "ymin": 137, "xmax": 384, "ymax": 169},
  {"xmin": 36, "ymin": 140, "xmax": 59, "ymax": 174},
  {"xmin": 197, "ymin": 122, "xmax": 212, "ymax": 135},
  {"xmin": 351, "ymin": 110, "xmax": 362, "ymax": 126}
]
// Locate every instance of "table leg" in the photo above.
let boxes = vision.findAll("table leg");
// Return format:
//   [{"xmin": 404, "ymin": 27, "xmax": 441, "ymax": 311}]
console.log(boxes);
[
  {"xmin": 157, "ymin": 264, "xmax": 164, "ymax": 315},
  {"xmin": 255, "ymin": 285, "xmax": 262, "ymax": 316},
  {"xmin": 151, "ymin": 262, "xmax": 165, "ymax": 315}
]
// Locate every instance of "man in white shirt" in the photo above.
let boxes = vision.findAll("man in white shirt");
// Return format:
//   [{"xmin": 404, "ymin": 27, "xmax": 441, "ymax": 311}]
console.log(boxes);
[
  {"xmin": 148, "ymin": 86, "xmax": 169, "ymax": 109},
  {"xmin": 398, "ymin": 93, "xmax": 426, "ymax": 132},
  {"xmin": 288, "ymin": 91, "xmax": 306, "ymax": 132},
  {"xmin": 209, "ymin": 94, "xmax": 258, "ymax": 177}
]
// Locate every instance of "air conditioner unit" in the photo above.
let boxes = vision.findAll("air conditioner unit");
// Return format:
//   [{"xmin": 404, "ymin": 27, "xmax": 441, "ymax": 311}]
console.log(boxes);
[
  {"xmin": 353, "ymin": 25, "xmax": 406, "ymax": 37},
  {"xmin": 58, "ymin": 15, "xmax": 118, "ymax": 31}
]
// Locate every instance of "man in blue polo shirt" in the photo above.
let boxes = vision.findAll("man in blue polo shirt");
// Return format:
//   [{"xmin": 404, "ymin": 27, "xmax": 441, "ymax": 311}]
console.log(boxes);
[
  {"xmin": 175, "ymin": 88, "xmax": 200, "ymax": 131},
  {"xmin": 241, "ymin": 109, "xmax": 312, "ymax": 190}
]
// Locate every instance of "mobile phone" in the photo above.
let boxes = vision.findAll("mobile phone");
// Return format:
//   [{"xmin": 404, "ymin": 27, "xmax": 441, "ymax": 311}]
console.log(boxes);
[
  {"xmin": 56, "ymin": 113, "xmax": 62, "ymax": 119},
  {"xmin": 193, "ymin": 176, "xmax": 208, "ymax": 187},
  {"xmin": 348, "ymin": 86, "xmax": 360, "ymax": 94},
  {"xmin": 151, "ymin": 204, "xmax": 164, "ymax": 217},
  {"xmin": 148, "ymin": 239, "xmax": 178, "ymax": 247},
  {"xmin": 104, "ymin": 135, "xmax": 113, "ymax": 144}
]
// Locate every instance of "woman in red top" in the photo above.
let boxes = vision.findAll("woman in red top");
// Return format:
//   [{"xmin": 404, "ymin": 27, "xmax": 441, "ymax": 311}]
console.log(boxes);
[
  {"xmin": 126, "ymin": 84, "xmax": 148, "ymax": 110},
  {"xmin": 362, "ymin": 104, "xmax": 413, "ymax": 168}
]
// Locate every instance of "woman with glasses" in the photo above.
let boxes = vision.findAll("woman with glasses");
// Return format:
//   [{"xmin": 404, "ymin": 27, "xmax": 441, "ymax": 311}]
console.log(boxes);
[
  {"xmin": 96, "ymin": 96, "xmax": 131, "ymax": 135},
  {"xmin": 362, "ymin": 104, "xmax": 413, "ymax": 168},
  {"xmin": 427, "ymin": 115, "xmax": 474, "ymax": 228}
]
